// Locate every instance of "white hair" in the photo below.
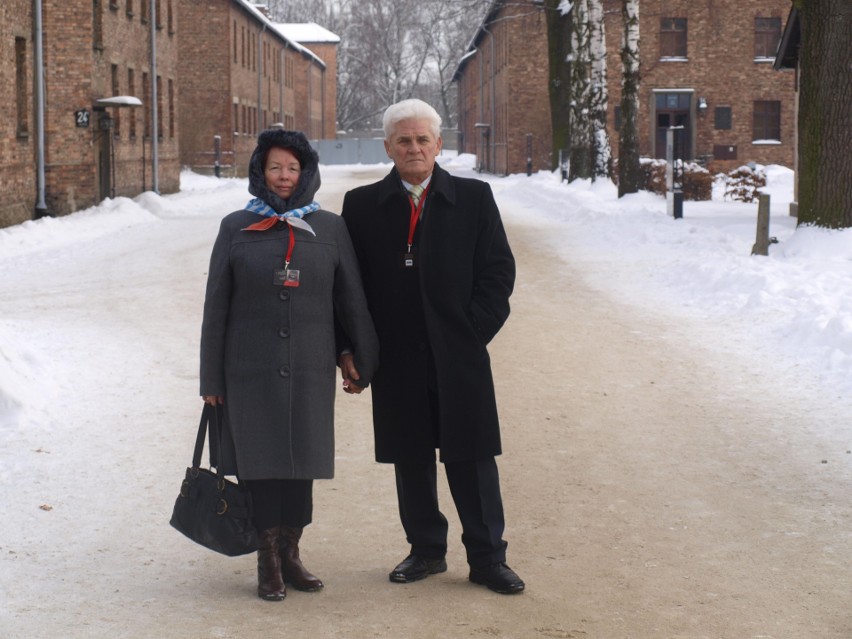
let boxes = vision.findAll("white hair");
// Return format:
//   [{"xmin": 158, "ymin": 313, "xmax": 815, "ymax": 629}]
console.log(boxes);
[{"xmin": 382, "ymin": 99, "xmax": 442, "ymax": 140}]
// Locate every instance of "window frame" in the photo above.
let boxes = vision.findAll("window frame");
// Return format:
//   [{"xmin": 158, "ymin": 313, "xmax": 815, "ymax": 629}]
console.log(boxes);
[
  {"xmin": 754, "ymin": 17, "xmax": 782, "ymax": 60},
  {"xmin": 753, "ymin": 100, "xmax": 781, "ymax": 142},
  {"xmin": 660, "ymin": 17, "xmax": 687, "ymax": 59}
]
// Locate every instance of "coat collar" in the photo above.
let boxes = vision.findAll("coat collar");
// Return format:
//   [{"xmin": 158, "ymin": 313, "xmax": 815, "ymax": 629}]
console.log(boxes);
[{"xmin": 377, "ymin": 163, "xmax": 456, "ymax": 207}]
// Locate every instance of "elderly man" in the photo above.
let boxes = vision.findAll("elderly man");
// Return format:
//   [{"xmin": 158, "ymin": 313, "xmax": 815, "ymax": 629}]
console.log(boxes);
[{"xmin": 339, "ymin": 99, "xmax": 524, "ymax": 594}]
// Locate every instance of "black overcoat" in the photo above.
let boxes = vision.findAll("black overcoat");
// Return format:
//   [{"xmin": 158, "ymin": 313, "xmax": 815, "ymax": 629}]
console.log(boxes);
[{"xmin": 341, "ymin": 163, "xmax": 515, "ymax": 464}]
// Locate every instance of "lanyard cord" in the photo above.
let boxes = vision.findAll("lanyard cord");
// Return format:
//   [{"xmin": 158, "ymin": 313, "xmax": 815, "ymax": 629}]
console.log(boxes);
[{"xmin": 284, "ymin": 225, "xmax": 296, "ymax": 269}]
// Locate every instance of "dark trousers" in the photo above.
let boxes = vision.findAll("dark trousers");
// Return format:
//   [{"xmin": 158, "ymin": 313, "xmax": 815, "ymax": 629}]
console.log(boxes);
[
  {"xmin": 245, "ymin": 479, "xmax": 313, "ymax": 532},
  {"xmin": 394, "ymin": 457, "xmax": 508, "ymax": 568}
]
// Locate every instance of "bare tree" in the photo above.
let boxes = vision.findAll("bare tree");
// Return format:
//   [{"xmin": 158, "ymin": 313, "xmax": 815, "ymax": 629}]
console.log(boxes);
[
  {"xmin": 265, "ymin": 0, "xmax": 493, "ymax": 131},
  {"xmin": 617, "ymin": 0, "xmax": 641, "ymax": 197},
  {"xmin": 794, "ymin": 0, "xmax": 852, "ymax": 228}
]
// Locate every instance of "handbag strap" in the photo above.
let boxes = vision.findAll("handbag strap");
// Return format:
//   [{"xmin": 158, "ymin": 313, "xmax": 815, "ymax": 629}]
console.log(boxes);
[
  {"xmin": 190, "ymin": 404, "xmax": 211, "ymax": 469},
  {"xmin": 191, "ymin": 403, "xmax": 230, "ymax": 479}
]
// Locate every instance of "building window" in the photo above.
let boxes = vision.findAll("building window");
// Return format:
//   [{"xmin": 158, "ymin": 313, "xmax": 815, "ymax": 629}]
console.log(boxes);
[
  {"xmin": 141, "ymin": 0, "xmax": 148, "ymax": 23},
  {"xmin": 111, "ymin": 64, "xmax": 121, "ymax": 139},
  {"xmin": 126, "ymin": 0, "xmax": 133, "ymax": 17},
  {"xmin": 614, "ymin": 105, "xmax": 622, "ymax": 130},
  {"xmin": 755, "ymin": 17, "xmax": 782, "ymax": 59},
  {"xmin": 233, "ymin": 22, "xmax": 238, "ymax": 63},
  {"xmin": 155, "ymin": 0, "xmax": 162, "ymax": 29},
  {"xmin": 167, "ymin": 0, "xmax": 174, "ymax": 34},
  {"xmin": 94, "ymin": 0, "xmax": 104, "ymax": 50},
  {"xmin": 168, "ymin": 79, "xmax": 175, "ymax": 138},
  {"xmin": 660, "ymin": 18, "xmax": 687, "ymax": 58},
  {"xmin": 753, "ymin": 100, "xmax": 781, "ymax": 141},
  {"xmin": 157, "ymin": 75, "xmax": 164, "ymax": 139},
  {"xmin": 241, "ymin": 26, "xmax": 246, "ymax": 68},
  {"xmin": 128, "ymin": 68, "xmax": 136, "ymax": 139},
  {"xmin": 714, "ymin": 106, "xmax": 732, "ymax": 130},
  {"xmin": 109, "ymin": 0, "xmax": 119, "ymax": 10},
  {"xmin": 15, "ymin": 37, "xmax": 28, "ymax": 136},
  {"xmin": 142, "ymin": 72, "xmax": 150, "ymax": 138}
]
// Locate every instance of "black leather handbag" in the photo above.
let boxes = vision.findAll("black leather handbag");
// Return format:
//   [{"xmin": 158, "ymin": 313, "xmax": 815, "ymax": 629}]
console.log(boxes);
[{"xmin": 169, "ymin": 404, "xmax": 259, "ymax": 556}]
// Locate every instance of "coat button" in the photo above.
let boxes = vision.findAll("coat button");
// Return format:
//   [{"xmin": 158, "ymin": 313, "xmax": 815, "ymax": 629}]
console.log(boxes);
[
  {"xmin": 278, "ymin": 327, "xmax": 290, "ymax": 338},
  {"xmin": 279, "ymin": 367, "xmax": 290, "ymax": 377},
  {"xmin": 279, "ymin": 290, "xmax": 290, "ymax": 301}
]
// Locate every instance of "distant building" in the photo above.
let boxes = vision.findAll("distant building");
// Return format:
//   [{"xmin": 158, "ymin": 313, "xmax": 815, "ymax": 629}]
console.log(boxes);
[
  {"xmin": 275, "ymin": 22, "xmax": 339, "ymax": 142},
  {"xmin": 177, "ymin": 2, "xmax": 338, "ymax": 178},
  {"xmin": 453, "ymin": 0, "xmax": 796, "ymax": 176},
  {"xmin": 0, "ymin": 0, "xmax": 338, "ymax": 228},
  {"xmin": 453, "ymin": 0, "xmax": 552, "ymax": 176}
]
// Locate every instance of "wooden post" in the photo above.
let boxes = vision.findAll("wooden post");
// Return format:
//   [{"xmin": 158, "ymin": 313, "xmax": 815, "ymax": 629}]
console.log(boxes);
[{"xmin": 751, "ymin": 193, "xmax": 771, "ymax": 256}]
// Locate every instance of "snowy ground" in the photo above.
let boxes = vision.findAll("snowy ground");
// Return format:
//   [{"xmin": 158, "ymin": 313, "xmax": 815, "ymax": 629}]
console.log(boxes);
[
  {"xmin": 3, "ymin": 155, "xmax": 850, "ymax": 429},
  {"xmin": 1, "ymin": 155, "xmax": 850, "ymax": 637}
]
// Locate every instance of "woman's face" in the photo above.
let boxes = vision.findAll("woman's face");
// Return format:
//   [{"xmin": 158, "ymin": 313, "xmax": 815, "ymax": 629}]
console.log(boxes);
[{"xmin": 264, "ymin": 147, "xmax": 301, "ymax": 200}]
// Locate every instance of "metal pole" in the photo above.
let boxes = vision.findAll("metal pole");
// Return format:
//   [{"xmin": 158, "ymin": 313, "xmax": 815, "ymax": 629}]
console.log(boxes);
[
  {"xmin": 258, "ymin": 23, "xmax": 267, "ymax": 134},
  {"xmin": 34, "ymin": 0, "xmax": 49, "ymax": 217},
  {"xmin": 150, "ymin": 0, "xmax": 159, "ymax": 193}
]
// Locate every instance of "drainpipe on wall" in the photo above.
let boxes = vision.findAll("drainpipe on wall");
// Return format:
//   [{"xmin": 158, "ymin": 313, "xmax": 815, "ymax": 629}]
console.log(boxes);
[
  {"xmin": 150, "ymin": 0, "xmax": 159, "ymax": 193},
  {"xmin": 479, "ymin": 25, "xmax": 497, "ymax": 173},
  {"xmin": 278, "ymin": 46, "xmax": 285, "ymax": 125},
  {"xmin": 258, "ymin": 22, "xmax": 267, "ymax": 133},
  {"xmin": 34, "ymin": 0, "xmax": 49, "ymax": 217}
]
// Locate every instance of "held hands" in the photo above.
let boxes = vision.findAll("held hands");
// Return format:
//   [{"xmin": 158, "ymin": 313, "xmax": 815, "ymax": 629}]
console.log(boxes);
[
  {"xmin": 202, "ymin": 395, "xmax": 224, "ymax": 405},
  {"xmin": 338, "ymin": 352, "xmax": 365, "ymax": 394}
]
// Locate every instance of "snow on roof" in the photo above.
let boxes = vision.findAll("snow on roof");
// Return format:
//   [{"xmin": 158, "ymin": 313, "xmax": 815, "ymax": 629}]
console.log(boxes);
[
  {"xmin": 274, "ymin": 22, "xmax": 340, "ymax": 44},
  {"xmin": 95, "ymin": 96, "xmax": 143, "ymax": 107},
  {"xmin": 233, "ymin": 0, "xmax": 327, "ymax": 68}
]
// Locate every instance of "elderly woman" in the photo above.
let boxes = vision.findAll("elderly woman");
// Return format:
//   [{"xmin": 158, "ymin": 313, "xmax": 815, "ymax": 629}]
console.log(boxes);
[{"xmin": 200, "ymin": 129, "xmax": 378, "ymax": 601}]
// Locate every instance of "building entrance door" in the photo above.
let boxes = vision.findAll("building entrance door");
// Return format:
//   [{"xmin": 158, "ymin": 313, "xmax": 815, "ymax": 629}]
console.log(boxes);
[
  {"xmin": 96, "ymin": 114, "xmax": 113, "ymax": 201},
  {"xmin": 653, "ymin": 92, "xmax": 692, "ymax": 160}
]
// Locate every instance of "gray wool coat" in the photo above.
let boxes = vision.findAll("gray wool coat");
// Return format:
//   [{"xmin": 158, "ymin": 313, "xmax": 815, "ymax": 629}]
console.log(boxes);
[{"xmin": 200, "ymin": 130, "xmax": 378, "ymax": 480}]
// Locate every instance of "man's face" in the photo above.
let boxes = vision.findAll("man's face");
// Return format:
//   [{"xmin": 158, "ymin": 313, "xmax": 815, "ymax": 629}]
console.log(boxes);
[{"xmin": 384, "ymin": 118, "xmax": 443, "ymax": 184}]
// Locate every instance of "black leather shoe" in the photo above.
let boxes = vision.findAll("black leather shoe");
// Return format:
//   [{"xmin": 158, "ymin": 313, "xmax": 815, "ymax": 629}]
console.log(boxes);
[
  {"xmin": 389, "ymin": 554, "xmax": 448, "ymax": 583},
  {"xmin": 469, "ymin": 562, "xmax": 525, "ymax": 594}
]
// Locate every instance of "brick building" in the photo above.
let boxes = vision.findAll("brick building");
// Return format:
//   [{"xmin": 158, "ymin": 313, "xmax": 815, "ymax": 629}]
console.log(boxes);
[
  {"xmin": 453, "ymin": 0, "xmax": 552, "ymax": 176},
  {"xmin": 177, "ymin": 1, "xmax": 337, "ymax": 178},
  {"xmin": 275, "ymin": 22, "xmax": 339, "ymax": 141},
  {"xmin": 1, "ymin": 0, "xmax": 180, "ymax": 225},
  {"xmin": 1, "ymin": 0, "xmax": 338, "ymax": 228},
  {"xmin": 454, "ymin": 0, "xmax": 796, "ymax": 176}
]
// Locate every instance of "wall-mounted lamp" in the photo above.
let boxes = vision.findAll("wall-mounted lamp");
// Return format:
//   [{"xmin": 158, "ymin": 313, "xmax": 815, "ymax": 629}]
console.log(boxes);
[{"xmin": 697, "ymin": 97, "xmax": 708, "ymax": 112}]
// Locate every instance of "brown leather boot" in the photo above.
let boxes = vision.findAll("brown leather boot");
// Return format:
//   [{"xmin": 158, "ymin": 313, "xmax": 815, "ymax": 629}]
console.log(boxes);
[
  {"xmin": 257, "ymin": 527, "xmax": 286, "ymax": 601},
  {"xmin": 279, "ymin": 526, "xmax": 324, "ymax": 591}
]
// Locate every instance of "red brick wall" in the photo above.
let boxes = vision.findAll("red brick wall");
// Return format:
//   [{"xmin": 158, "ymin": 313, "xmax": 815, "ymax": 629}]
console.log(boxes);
[
  {"xmin": 455, "ymin": 1, "xmax": 552, "ymax": 175},
  {"xmin": 0, "ymin": 0, "xmax": 36, "ymax": 225},
  {"xmin": 455, "ymin": 0, "xmax": 796, "ymax": 177},
  {"xmin": 298, "ymin": 42, "xmax": 338, "ymax": 139},
  {"xmin": 604, "ymin": 0, "xmax": 794, "ymax": 172}
]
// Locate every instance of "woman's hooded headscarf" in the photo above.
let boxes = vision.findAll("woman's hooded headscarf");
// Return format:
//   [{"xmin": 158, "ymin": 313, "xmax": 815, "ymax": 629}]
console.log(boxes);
[{"xmin": 247, "ymin": 129, "xmax": 321, "ymax": 214}]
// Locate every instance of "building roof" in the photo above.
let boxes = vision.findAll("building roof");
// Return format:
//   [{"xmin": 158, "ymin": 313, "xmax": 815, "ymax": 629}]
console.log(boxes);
[
  {"xmin": 773, "ymin": 6, "xmax": 800, "ymax": 70},
  {"xmin": 234, "ymin": 0, "xmax": 327, "ymax": 68},
  {"xmin": 275, "ymin": 22, "xmax": 340, "ymax": 44}
]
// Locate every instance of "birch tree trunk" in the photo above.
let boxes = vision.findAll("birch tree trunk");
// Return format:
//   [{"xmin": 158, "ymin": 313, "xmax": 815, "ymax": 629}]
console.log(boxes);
[
  {"xmin": 588, "ymin": 0, "xmax": 611, "ymax": 179},
  {"xmin": 618, "ymin": 0, "xmax": 642, "ymax": 197},
  {"xmin": 795, "ymin": 0, "xmax": 852, "ymax": 228},
  {"xmin": 568, "ymin": 0, "xmax": 593, "ymax": 181}
]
